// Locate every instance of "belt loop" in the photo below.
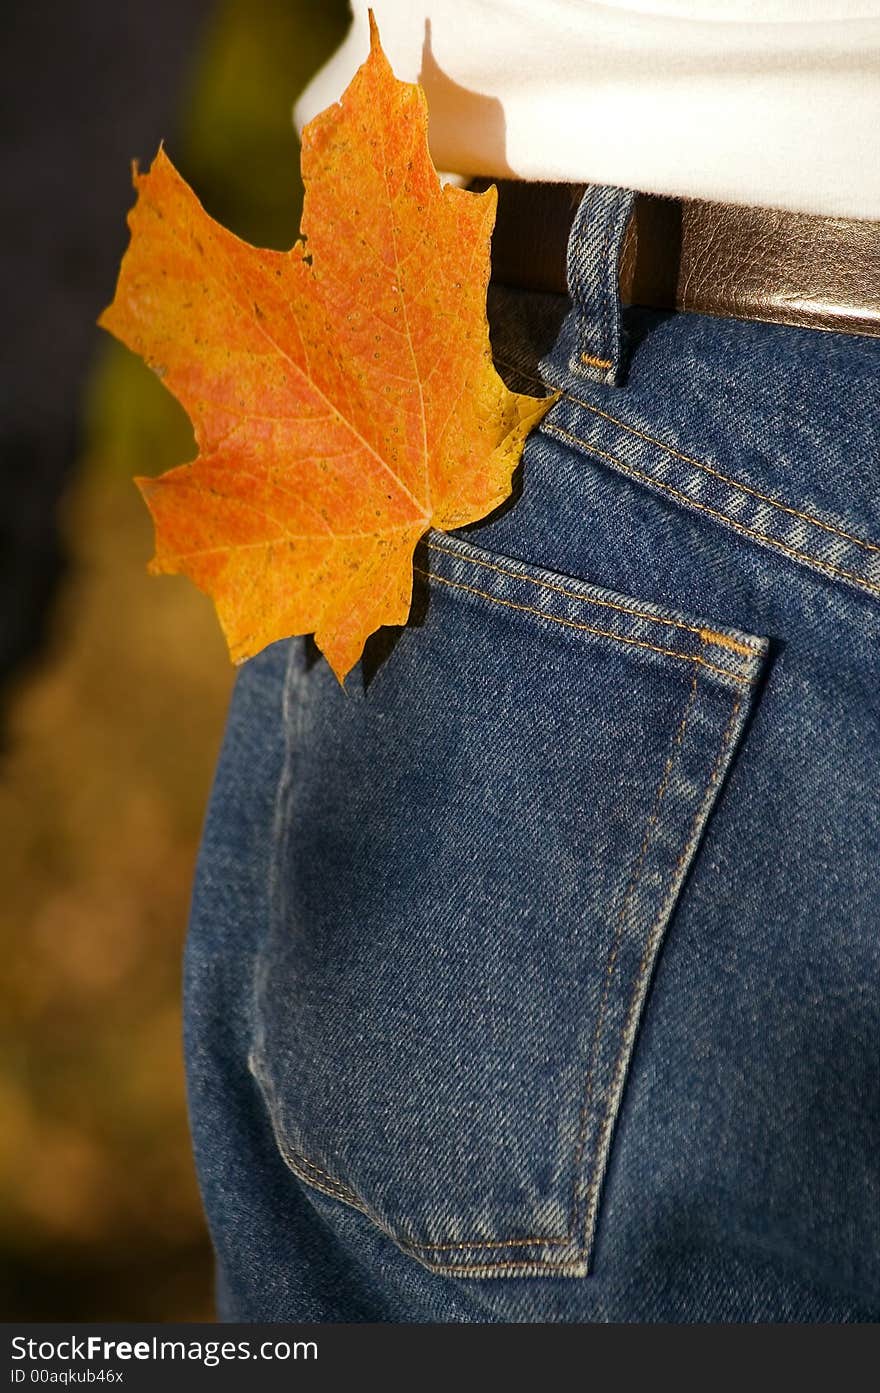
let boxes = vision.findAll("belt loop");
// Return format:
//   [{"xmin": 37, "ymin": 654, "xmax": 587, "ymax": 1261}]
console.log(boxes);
[{"xmin": 566, "ymin": 185, "xmax": 637, "ymax": 387}]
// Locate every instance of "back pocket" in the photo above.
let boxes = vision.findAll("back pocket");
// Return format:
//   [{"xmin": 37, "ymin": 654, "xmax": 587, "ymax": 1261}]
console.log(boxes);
[{"xmin": 249, "ymin": 527, "xmax": 767, "ymax": 1277}]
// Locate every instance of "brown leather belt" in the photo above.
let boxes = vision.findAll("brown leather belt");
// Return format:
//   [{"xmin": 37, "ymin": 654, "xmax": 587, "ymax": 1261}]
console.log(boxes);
[{"xmin": 474, "ymin": 179, "xmax": 880, "ymax": 339}]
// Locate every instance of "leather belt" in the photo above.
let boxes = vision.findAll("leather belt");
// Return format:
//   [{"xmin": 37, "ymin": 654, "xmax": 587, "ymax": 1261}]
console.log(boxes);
[{"xmin": 473, "ymin": 179, "xmax": 880, "ymax": 339}]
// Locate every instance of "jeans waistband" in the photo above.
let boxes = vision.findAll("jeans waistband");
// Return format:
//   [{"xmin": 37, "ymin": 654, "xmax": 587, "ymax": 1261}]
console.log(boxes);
[{"xmin": 476, "ymin": 180, "xmax": 880, "ymax": 349}]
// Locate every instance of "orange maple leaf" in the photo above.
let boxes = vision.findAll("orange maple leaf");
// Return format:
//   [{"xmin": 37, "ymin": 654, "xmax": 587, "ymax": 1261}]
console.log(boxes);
[{"xmin": 99, "ymin": 14, "xmax": 554, "ymax": 682}]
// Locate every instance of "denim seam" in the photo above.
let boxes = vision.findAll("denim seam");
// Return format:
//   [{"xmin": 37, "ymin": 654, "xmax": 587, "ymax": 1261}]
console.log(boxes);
[
  {"xmin": 404, "ymin": 1234, "xmax": 567, "ymax": 1251},
  {"xmin": 413, "ymin": 565, "xmax": 752, "ymax": 686},
  {"xmin": 494, "ymin": 351, "xmax": 880, "ymax": 564},
  {"xmin": 278, "ymin": 1138, "xmax": 571, "ymax": 1260},
  {"xmin": 579, "ymin": 691, "xmax": 745, "ymax": 1259},
  {"xmin": 250, "ymin": 1057, "xmax": 386, "ymax": 1221},
  {"xmin": 544, "ymin": 425, "xmax": 880, "ymax": 603},
  {"xmin": 282, "ymin": 1148, "xmax": 361, "ymax": 1202},
  {"xmin": 415, "ymin": 1259, "xmax": 586, "ymax": 1276},
  {"xmin": 279, "ymin": 1146, "xmax": 570, "ymax": 1256},
  {"xmin": 280, "ymin": 1150, "xmax": 581, "ymax": 1274},
  {"xmin": 568, "ymin": 671, "xmax": 699, "ymax": 1242},
  {"xmin": 248, "ymin": 639, "xmax": 308, "ymax": 1173},
  {"xmin": 288, "ymin": 1159, "xmax": 360, "ymax": 1207},
  {"xmin": 282, "ymin": 1126, "xmax": 587, "ymax": 1273},
  {"xmin": 279, "ymin": 1145, "xmax": 386, "ymax": 1219},
  {"xmin": 567, "ymin": 397, "xmax": 880, "ymax": 556},
  {"xmin": 424, "ymin": 540, "xmax": 756, "ymax": 655}
]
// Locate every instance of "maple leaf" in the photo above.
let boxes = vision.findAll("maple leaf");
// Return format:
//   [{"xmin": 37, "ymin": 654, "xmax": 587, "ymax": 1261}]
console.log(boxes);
[{"xmin": 99, "ymin": 13, "xmax": 554, "ymax": 682}]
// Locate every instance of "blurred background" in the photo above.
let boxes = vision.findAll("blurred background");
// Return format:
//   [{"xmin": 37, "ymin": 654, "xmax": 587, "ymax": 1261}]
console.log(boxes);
[{"xmin": 2, "ymin": 0, "xmax": 348, "ymax": 1319}]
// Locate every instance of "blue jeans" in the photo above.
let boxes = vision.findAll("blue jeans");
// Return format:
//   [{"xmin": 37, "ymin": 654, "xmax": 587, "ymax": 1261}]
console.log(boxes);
[{"xmin": 184, "ymin": 187, "xmax": 880, "ymax": 1322}]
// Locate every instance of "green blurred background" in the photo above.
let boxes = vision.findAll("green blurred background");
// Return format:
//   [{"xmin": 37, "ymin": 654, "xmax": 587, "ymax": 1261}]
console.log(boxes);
[{"xmin": 2, "ymin": 0, "xmax": 348, "ymax": 1319}]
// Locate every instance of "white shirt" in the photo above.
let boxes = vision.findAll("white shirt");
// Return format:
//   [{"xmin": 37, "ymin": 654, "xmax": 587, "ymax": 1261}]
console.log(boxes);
[{"xmin": 295, "ymin": 1, "xmax": 880, "ymax": 221}]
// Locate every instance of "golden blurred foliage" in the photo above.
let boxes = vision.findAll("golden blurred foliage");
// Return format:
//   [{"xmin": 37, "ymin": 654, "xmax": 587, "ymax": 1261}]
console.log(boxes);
[{"xmin": 1, "ymin": 0, "xmax": 348, "ymax": 1319}]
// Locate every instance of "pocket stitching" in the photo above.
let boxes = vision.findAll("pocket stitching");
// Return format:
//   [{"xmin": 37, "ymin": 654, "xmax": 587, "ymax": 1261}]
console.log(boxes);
[
  {"xmin": 275, "ymin": 1136, "xmax": 573, "ymax": 1264},
  {"xmin": 425, "ymin": 538, "xmax": 755, "ymax": 655},
  {"xmin": 579, "ymin": 690, "xmax": 745, "ymax": 1254},
  {"xmin": 567, "ymin": 671, "xmax": 699, "ymax": 1239},
  {"xmin": 412, "ymin": 565, "xmax": 753, "ymax": 686}
]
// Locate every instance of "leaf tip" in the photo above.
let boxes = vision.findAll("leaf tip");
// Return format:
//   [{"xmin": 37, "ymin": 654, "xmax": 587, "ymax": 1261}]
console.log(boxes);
[
  {"xmin": 151, "ymin": 141, "xmax": 171, "ymax": 175},
  {"xmin": 327, "ymin": 651, "xmax": 354, "ymax": 689},
  {"xmin": 316, "ymin": 631, "xmax": 359, "ymax": 688},
  {"xmin": 364, "ymin": 8, "xmax": 394, "ymax": 82},
  {"xmin": 367, "ymin": 7, "xmax": 380, "ymax": 52}
]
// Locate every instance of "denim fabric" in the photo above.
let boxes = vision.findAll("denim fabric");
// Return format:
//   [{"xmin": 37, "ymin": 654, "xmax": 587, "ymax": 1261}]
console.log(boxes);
[{"xmin": 184, "ymin": 186, "xmax": 880, "ymax": 1322}]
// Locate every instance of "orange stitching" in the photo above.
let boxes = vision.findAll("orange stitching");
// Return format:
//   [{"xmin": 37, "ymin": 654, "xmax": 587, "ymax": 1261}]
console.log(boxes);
[
  {"xmin": 566, "ymin": 397, "xmax": 880, "ymax": 557},
  {"xmin": 414, "ymin": 566, "xmax": 751, "ymax": 685},
  {"xmin": 286, "ymin": 1147, "xmax": 574, "ymax": 1254},
  {"xmin": 286, "ymin": 1144, "xmax": 569, "ymax": 1249},
  {"xmin": 286, "ymin": 1161, "xmax": 361, "ymax": 1208},
  {"xmin": 580, "ymin": 694, "xmax": 744, "ymax": 1250},
  {"xmin": 568, "ymin": 670, "xmax": 698, "ymax": 1234},
  {"xmin": 289, "ymin": 1152, "xmax": 331, "ymax": 1178},
  {"xmin": 280, "ymin": 1146, "xmax": 407, "ymax": 1250},
  {"xmin": 580, "ymin": 353, "xmax": 613, "ymax": 370},
  {"xmin": 287, "ymin": 1149, "xmax": 356, "ymax": 1193},
  {"xmin": 545, "ymin": 426, "xmax": 880, "ymax": 602},
  {"xmin": 292, "ymin": 1168, "xmax": 359, "ymax": 1206},
  {"xmin": 699, "ymin": 627, "xmax": 751, "ymax": 655},
  {"xmin": 426, "ymin": 539, "xmax": 756, "ymax": 656},
  {"xmin": 409, "ymin": 1235, "xmax": 566, "ymax": 1251},
  {"xmin": 422, "ymin": 1257, "xmax": 584, "ymax": 1276},
  {"xmin": 295, "ymin": 1172, "xmax": 354, "ymax": 1204},
  {"xmin": 492, "ymin": 351, "xmax": 880, "ymax": 562}
]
